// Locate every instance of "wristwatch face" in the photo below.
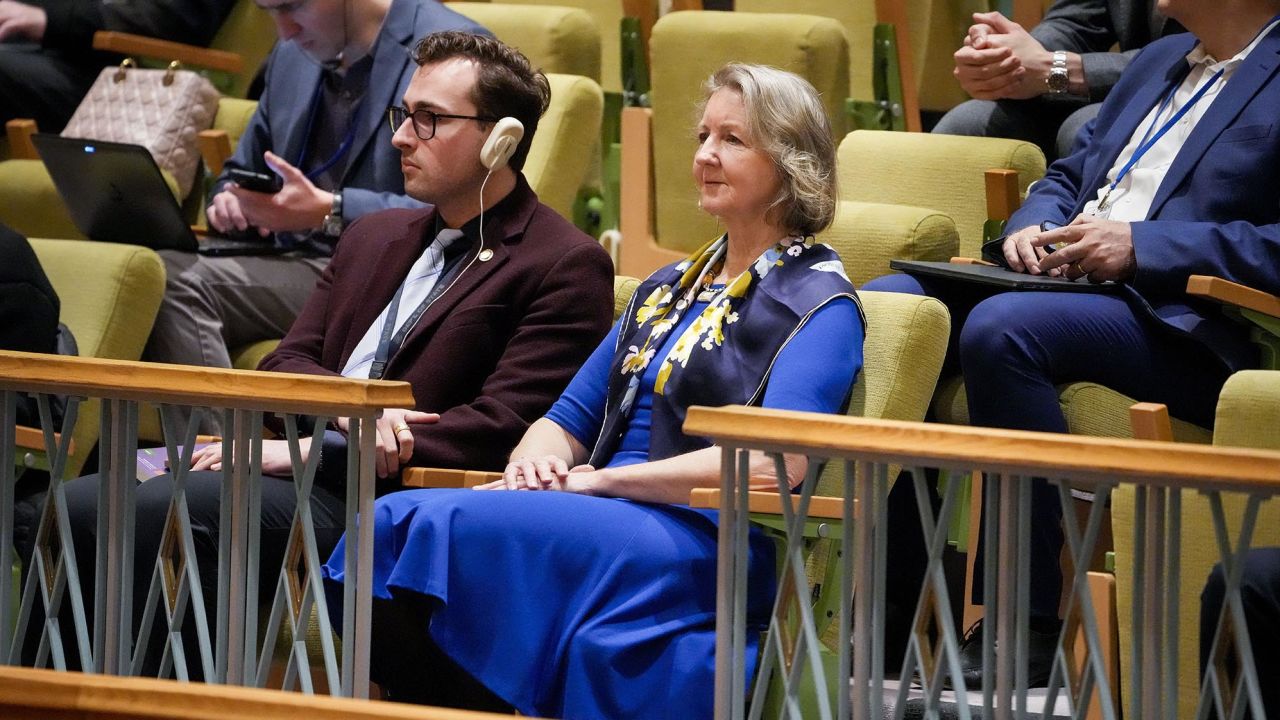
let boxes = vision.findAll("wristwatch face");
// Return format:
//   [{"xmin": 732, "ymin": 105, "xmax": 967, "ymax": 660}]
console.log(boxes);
[{"xmin": 1047, "ymin": 68, "xmax": 1069, "ymax": 94}]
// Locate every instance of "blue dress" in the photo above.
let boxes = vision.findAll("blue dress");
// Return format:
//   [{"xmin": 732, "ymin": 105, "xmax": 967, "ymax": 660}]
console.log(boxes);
[{"xmin": 323, "ymin": 296, "xmax": 862, "ymax": 719}]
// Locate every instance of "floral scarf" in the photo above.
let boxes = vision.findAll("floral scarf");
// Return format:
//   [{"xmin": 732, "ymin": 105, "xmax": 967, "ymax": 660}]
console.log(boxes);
[{"xmin": 588, "ymin": 233, "xmax": 859, "ymax": 466}]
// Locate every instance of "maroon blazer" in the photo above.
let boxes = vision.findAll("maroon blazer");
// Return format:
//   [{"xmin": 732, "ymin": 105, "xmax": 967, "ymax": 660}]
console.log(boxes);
[{"xmin": 260, "ymin": 176, "xmax": 614, "ymax": 476}]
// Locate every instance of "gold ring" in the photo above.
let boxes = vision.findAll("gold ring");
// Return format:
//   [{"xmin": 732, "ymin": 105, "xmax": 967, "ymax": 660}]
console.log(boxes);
[
  {"xmin": 392, "ymin": 422, "xmax": 411, "ymax": 435},
  {"xmin": 1072, "ymin": 261, "xmax": 1085, "ymax": 276}
]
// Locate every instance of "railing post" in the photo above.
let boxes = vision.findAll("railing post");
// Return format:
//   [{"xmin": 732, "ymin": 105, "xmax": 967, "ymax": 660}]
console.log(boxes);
[
  {"xmin": 714, "ymin": 444, "xmax": 737, "ymax": 719},
  {"xmin": 0, "ymin": 391, "xmax": 15, "ymax": 661}
]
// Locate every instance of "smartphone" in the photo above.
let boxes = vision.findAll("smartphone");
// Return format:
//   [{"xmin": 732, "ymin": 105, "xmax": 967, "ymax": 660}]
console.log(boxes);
[{"xmin": 227, "ymin": 168, "xmax": 283, "ymax": 194}]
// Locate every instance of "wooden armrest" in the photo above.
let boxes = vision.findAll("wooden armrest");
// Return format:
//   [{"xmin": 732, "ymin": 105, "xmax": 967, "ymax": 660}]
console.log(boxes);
[
  {"xmin": 198, "ymin": 129, "xmax": 234, "ymax": 176},
  {"xmin": 401, "ymin": 467, "xmax": 501, "ymax": 489},
  {"xmin": 15, "ymin": 425, "xmax": 71, "ymax": 455},
  {"xmin": 92, "ymin": 31, "xmax": 242, "ymax": 75},
  {"xmin": 688, "ymin": 488, "xmax": 849, "ymax": 520},
  {"xmin": 985, "ymin": 168, "xmax": 1021, "ymax": 223},
  {"xmin": 5, "ymin": 119, "xmax": 38, "ymax": 160},
  {"xmin": 617, "ymin": 107, "xmax": 684, "ymax": 277},
  {"xmin": 1129, "ymin": 402, "xmax": 1173, "ymax": 442},
  {"xmin": 949, "ymin": 257, "xmax": 996, "ymax": 266},
  {"xmin": 1187, "ymin": 275, "xmax": 1280, "ymax": 320}
]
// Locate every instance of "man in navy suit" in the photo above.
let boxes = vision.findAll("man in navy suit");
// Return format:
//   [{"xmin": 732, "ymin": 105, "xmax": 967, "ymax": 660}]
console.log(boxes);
[
  {"xmin": 144, "ymin": 0, "xmax": 487, "ymax": 434},
  {"xmin": 869, "ymin": 0, "xmax": 1280, "ymax": 685}
]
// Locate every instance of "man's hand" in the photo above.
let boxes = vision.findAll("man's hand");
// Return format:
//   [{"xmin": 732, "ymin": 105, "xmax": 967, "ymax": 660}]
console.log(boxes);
[
  {"xmin": 955, "ymin": 11, "xmax": 1052, "ymax": 101},
  {"xmin": 0, "ymin": 0, "xmax": 47, "ymax": 43},
  {"xmin": 1001, "ymin": 224, "xmax": 1060, "ymax": 275},
  {"xmin": 1031, "ymin": 215, "xmax": 1136, "ymax": 283},
  {"xmin": 224, "ymin": 151, "xmax": 333, "ymax": 234},
  {"xmin": 336, "ymin": 408, "xmax": 439, "ymax": 479},
  {"xmin": 190, "ymin": 437, "xmax": 310, "ymax": 476}
]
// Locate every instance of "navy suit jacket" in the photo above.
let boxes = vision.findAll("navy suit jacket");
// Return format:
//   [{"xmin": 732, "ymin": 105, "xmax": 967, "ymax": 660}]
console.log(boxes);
[
  {"xmin": 212, "ymin": 0, "xmax": 487, "ymax": 245},
  {"xmin": 1007, "ymin": 26, "xmax": 1280, "ymax": 373}
]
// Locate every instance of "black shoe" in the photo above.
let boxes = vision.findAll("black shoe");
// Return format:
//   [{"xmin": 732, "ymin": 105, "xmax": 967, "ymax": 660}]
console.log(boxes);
[{"xmin": 948, "ymin": 618, "xmax": 1058, "ymax": 689}]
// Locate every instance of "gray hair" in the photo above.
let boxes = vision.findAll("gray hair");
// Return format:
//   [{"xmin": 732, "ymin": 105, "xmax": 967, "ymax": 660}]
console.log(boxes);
[{"xmin": 700, "ymin": 63, "xmax": 837, "ymax": 237}]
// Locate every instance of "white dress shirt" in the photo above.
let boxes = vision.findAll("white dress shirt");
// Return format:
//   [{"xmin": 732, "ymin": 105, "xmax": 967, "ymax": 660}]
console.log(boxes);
[
  {"xmin": 340, "ymin": 227, "xmax": 467, "ymax": 379},
  {"xmin": 1082, "ymin": 17, "xmax": 1280, "ymax": 222}
]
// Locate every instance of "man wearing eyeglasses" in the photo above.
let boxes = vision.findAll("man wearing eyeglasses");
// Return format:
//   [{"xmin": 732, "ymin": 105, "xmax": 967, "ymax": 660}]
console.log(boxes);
[
  {"xmin": 12, "ymin": 31, "xmax": 614, "ymax": 679},
  {"xmin": 143, "ymin": 0, "xmax": 487, "ymax": 434}
]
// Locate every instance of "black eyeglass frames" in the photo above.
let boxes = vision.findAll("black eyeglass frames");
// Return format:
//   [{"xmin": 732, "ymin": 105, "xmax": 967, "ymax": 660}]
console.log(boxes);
[{"xmin": 386, "ymin": 106, "xmax": 500, "ymax": 140}]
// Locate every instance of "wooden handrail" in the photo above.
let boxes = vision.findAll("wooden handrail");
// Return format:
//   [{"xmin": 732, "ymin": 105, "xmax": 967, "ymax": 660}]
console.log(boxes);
[
  {"xmin": 689, "ymin": 488, "xmax": 850, "ymax": 520},
  {"xmin": 0, "ymin": 351, "xmax": 414, "ymax": 417},
  {"xmin": 1187, "ymin": 274, "xmax": 1280, "ymax": 320},
  {"xmin": 0, "ymin": 666, "xmax": 527, "ymax": 719},
  {"xmin": 682, "ymin": 406, "xmax": 1280, "ymax": 490},
  {"xmin": 93, "ymin": 31, "xmax": 243, "ymax": 75},
  {"xmin": 14, "ymin": 425, "xmax": 71, "ymax": 454}
]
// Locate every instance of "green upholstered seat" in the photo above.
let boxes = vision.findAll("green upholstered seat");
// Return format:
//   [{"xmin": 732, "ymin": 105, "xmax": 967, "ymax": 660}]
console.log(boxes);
[
  {"xmin": 1112, "ymin": 370, "xmax": 1280, "ymax": 720},
  {"xmin": 28, "ymin": 239, "xmax": 166, "ymax": 477},
  {"xmin": 649, "ymin": 11, "xmax": 848, "ymax": 259},
  {"xmin": 524, "ymin": 73, "xmax": 604, "ymax": 220},
  {"xmin": 817, "ymin": 199, "xmax": 956, "ymax": 292},
  {"xmin": 838, "ymin": 129, "xmax": 1046, "ymax": 260},
  {"xmin": 445, "ymin": 3, "xmax": 602, "ymax": 82},
  {"xmin": 733, "ymin": 0, "xmax": 878, "ymax": 104}
]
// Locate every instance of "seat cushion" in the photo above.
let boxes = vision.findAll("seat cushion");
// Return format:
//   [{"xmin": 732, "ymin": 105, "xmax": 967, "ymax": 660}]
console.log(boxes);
[{"xmin": 819, "ymin": 199, "xmax": 957, "ymax": 287}]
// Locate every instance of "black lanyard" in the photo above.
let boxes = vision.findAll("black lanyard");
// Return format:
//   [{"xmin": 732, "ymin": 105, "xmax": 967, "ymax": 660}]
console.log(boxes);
[{"xmin": 368, "ymin": 237, "xmax": 474, "ymax": 380}]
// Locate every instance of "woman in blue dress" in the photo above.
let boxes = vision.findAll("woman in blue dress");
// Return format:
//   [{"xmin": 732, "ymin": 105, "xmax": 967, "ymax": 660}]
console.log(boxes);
[{"xmin": 324, "ymin": 63, "xmax": 866, "ymax": 718}]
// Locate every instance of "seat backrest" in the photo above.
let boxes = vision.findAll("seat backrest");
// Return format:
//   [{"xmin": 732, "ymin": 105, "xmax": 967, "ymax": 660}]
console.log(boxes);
[
  {"xmin": 838, "ymin": 129, "xmax": 1045, "ymax": 258},
  {"xmin": 905, "ymin": 0, "xmax": 982, "ymax": 112},
  {"xmin": 523, "ymin": 73, "xmax": 604, "ymax": 219},
  {"xmin": 502, "ymin": 0, "xmax": 626, "ymax": 94},
  {"xmin": 444, "ymin": 3, "xmax": 602, "ymax": 82},
  {"xmin": 29, "ymin": 239, "xmax": 166, "ymax": 476},
  {"xmin": 613, "ymin": 274, "xmax": 641, "ymax": 320},
  {"xmin": 648, "ymin": 10, "xmax": 849, "ymax": 256},
  {"xmin": 733, "ymin": 0, "xmax": 876, "ymax": 101},
  {"xmin": 208, "ymin": 0, "xmax": 277, "ymax": 98}
]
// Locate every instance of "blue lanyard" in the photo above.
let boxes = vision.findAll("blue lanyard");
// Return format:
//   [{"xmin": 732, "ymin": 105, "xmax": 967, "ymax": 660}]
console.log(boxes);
[
  {"xmin": 295, "ymin": 80, "xmax": 362, "ymax": 182},
  {"xmin": 1098, "ymin": 66, "xmax": 1224, "ymax": 209}
]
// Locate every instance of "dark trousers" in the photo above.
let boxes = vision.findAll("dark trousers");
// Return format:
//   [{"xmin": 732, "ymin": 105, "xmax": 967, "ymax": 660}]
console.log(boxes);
[
  {"xmin": 0, "ymin": 43, "xmax": 100, "ymax": 133},
  {"xmin": 355, "ymin": 593, "xmax": 512, "ymax": 712},
  {"xmin": 1200, "ymin": 548, "xmax": 1280, "ymax": 718},
  {"xmin": 865, "ymin": 273, "xmax": 1231, "ymax": 618},
  {"xmin": 12, "ymin": 470, "xmax": 346, "ymax": 676}
]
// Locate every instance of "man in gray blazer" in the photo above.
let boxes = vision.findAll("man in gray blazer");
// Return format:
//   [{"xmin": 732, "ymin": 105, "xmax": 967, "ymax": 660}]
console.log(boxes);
[
  {"xmin": 933, "ymin": 0, "xmax": 1182, "ymax": 159},
  {"xmin": 144, "ymin": 0, "xmax": 487, "ymax": 434}
]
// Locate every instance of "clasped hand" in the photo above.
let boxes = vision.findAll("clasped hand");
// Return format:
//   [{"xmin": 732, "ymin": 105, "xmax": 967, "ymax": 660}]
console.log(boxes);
[
  {"xmin": 1001, "ymin": 215, "xmax": 1136, "ymax": 282},
  {"xmin": 954, "ymin": 11, "xmax": 1050, "ymax": 100},
  {"xmin": 189, "ymin": 408, "xmax": 438, "ymax": 479},
  {"xmin": 476, "ymin": 455, "xmax": 598, "ymax": 494},
  {"xmin": 207, "ymin": 151, "xmax": 332, "ymax": 235}
]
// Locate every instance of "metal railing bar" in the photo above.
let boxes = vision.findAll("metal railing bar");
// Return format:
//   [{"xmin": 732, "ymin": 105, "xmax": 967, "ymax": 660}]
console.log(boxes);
[
  {"xmin": 0, "ymin": 392, "xmax": 15, "ymax": 658},
  {"xmin": 734, "ymin": 448, "xmax": 752, "ymax": 720}
]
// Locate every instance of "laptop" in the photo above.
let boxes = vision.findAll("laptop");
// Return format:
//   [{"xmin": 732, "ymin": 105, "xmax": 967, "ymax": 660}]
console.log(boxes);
[
  {"xmin": 890, "ymin": 259, "xmax": 1119, "ymax": 293},
  {"xmin": 31, "ymin": 134, "xmax": 284, "ymax": 256}
]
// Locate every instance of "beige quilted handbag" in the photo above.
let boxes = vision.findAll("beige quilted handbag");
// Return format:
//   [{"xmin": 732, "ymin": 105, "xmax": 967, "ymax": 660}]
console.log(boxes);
[{"xmin": 60, "ymin": 59, "xmax": 220, "ymax": 199}]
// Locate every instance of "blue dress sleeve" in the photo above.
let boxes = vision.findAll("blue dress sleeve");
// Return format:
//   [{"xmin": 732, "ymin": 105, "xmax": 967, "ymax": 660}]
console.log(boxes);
[
  {"xmin": 761, "ymin": 297, "xmax": 863, "ymax": 414},
  {"xmin": 544, "ymin": 319, "xmax": 622, "ymax": 448}
]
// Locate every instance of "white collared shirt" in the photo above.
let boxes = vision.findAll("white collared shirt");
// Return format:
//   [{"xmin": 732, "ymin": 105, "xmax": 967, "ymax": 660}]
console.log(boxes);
[
  {"xmin": 340, "ymin": 228, "xmax": 466, "ymax": 379},
  {"xmin": 1082, "ymin": 17, "xmax": 1280, "ymax": 222}
]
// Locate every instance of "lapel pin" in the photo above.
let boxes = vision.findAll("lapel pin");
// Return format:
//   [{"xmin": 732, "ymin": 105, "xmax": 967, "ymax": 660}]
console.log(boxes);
[{"xmin": 479, "ymin": 249, "xmax": 494, "ymax": 262}]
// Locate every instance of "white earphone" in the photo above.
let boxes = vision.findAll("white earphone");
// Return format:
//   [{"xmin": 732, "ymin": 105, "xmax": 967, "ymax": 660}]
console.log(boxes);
[{"xmin": 479, "ymin": 116, "xmax": 525, "ymax": 170}]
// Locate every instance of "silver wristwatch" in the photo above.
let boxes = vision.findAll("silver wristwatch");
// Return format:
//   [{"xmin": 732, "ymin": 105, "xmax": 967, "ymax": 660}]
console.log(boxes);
[
  {"xmin": 1046, "ymin": 51, "xmax": 1069, "ymax": 95},
  {"xmin": 322, "ymin": 191, "xmax": 344, "ymax": 237}
]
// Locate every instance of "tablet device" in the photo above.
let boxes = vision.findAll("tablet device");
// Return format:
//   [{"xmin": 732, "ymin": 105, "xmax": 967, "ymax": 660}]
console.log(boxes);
[{"xmin": 889, "ymin": 260, "xmax": 1119, "ymax": 293}]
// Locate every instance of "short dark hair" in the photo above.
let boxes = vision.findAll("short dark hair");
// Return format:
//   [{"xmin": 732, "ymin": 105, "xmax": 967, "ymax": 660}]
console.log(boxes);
[{"xmin": 412, "ymin": 31, "xmax": 551, "ymax": 172}]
